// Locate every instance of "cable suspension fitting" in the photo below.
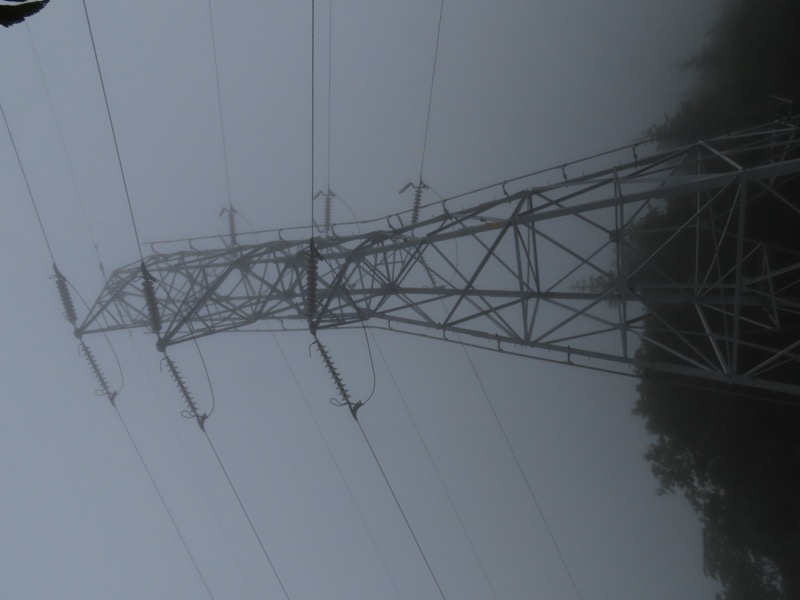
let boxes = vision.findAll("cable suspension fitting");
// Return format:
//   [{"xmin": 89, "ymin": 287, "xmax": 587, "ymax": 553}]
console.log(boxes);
[
  {"xmin": 219, "ymin": 206, "xmax": 237, "ymax": 246},
  {"xmin": 313, "ymin": 336, "xmax": 363, "ymax": 421},
  {"xmin": 140, "ymin": 261, "xmax": 162, "ymax": 335},
  {"xmin": 313, "ymin": 188, "xmax": 335, "ymax": 233},
  {"xmin": 79, "ymin": 340, "xmax": 118, "ymax": 406},
  {"xmin": 399, "ymin": 179, "xmax": 428, "ymax": 227},
  {"xmin": 163, "ymin": 353, "xmax": 208, "ymax": 432}
]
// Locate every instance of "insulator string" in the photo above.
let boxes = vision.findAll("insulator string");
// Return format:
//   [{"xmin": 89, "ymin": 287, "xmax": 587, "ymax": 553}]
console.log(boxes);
[
  {"xmin": 68, "ymin": 277, "xmax": 126, "ymax": 398},
  {"xmin": 313, "ymin": 247, "xmax": 378, "ymax": 407},
  {"xmin": 141, "ymin": 262, "xmax": 163, "ymax": 335},
  {"xmin": 79, "ymin": 340, "xmax": 118, "ymax": 406},
  {"xmin": 306, "ymin": 239, "xmax": 319, "ymax": 334},
  {"xmin": 162, "ymin": 353, "xmax": 207, "ymax": 432},
  {"xmin": 399, "ymin": 179, "xmax": 428, "ymax": 228},
  {"xmin": 324, "ymin": 190, "xmax": 332, "ymax": 232},
  {"xmin": 228, "ymin": 207, "xmax": 237, "ymax": 246},
  {"xmin": 219, "ymin": 206, "xmax": 238, "ymax": 246},
  {"xmin": 54, "ymin": 265, "xmax": 78, "ymax": 326},
  {"xmin": 313, "ymin": 335, "xmax": 363, "ymax": 420},
  {"xmin": 412, "ymin": 183, "xmax": 423, "ymax": 225}
]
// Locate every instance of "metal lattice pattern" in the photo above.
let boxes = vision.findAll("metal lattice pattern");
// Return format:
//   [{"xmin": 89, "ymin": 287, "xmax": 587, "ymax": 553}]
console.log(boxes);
[{"xmin": 79, "ymin": 121, "xmax": 800, "ymax": 394}]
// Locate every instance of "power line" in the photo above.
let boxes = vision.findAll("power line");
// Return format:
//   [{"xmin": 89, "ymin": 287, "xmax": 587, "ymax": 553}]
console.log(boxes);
[
  {"xmin": 80, "ymin": 0, "xmax": 143, "ymax": 260},
  {"xmin": 271, "ymin": 332, "xmax": 402, "ymax": 599},
  {"xmin": 149, "ymin": 281, "xmax": 289, "ymax": 597},
  {"xmin": 369, "ymin": 331, "xmax": 499, "ymax": 599},
  {"xmin": 65, "ymin": 283, "xmax": 215, "ymax": 598},
  {"xmin": 419, "ymin": 0, "xmax": 444, "ymax": 179},
  {"xmin": 0, "ymin": 96, "xmax": 55, "ymax": 262},
  {"xmin": 310, "ymin": 0, "xmax": 316, "ymax": 229},
  {"xmin": 326, "ymin": 0, "xmax": 332, "ymax": 190},
  {"xmin": 24, "ymin": 23, "xmax": 106, "ymax": 279},
  {"xmin": 356, "ymin": 419, "xmax": 448, "ymax": 600},
  {"xmin": 460, "ymin": 344, "xmax": 585, "ymax": 600},
  {"xmin": 203, "ymin": 430, "xmax": 292, "ymax": 599},
  {"xmin": 113, "ymin": 404, "xmax": 217, "ymax": 600},
  {"xmin": 130, "ymin": 336, "xmax": 259, "ymax": 600},
  {"xmin": 206, "ymin": 0, "xmax": 233, "ymax": 212}
]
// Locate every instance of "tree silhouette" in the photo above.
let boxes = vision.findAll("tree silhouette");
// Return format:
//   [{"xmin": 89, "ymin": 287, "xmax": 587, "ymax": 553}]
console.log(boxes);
[{"xmin": 635, "ymin": 2, "xmax": 800, "ymax": 594}]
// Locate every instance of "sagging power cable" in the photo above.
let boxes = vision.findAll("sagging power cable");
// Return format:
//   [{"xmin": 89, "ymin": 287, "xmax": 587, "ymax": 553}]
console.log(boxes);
[
  {"xmin": 147, "ymin": 267, "xmax": 290, "ymax": 599},
  {"xmin": 80, "ymin": 0, "xmax": 144, "ymax": 261},
  {"xmin": 25, "ymin": 23, "xmax": 107, "ymax": 280},
  {"xmin": 461, "ymin": 345, "xmax": 585, "ymax": 600},
  {"xmin": 400, "ymin": 0, "xmax": 444, "ymax": 222},
  {"xmin": 272, "ymin": 331, "xmax": 402, "ymax": 598},
  {"xmin": 355, "ymin": 418, "xmax": 448, "ymax": 600}
]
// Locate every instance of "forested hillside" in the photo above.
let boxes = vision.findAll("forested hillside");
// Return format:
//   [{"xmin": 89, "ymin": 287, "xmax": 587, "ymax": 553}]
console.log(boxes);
[
  {"xmin": 633, "ymin": 1, "xmax": 800, "ymax": 598},
  {"xmin": 648, "ymin": 0, "xmax": 799, "ymax": 144}
]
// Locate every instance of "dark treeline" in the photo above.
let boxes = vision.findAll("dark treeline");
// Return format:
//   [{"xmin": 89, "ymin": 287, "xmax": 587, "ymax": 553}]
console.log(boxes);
[
  {"xmin": 648, "ymin": 0, "xmax": 800, "ymax": 144},
  {"xmin": 632, "ymin": 1, "xmax": 800, "ymax": 598}
]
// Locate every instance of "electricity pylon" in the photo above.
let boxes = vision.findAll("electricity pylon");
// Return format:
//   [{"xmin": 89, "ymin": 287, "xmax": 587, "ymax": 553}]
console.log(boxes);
[{"xmin": 77, "ymin": 120, "xmax": 800, "ymax": 396}]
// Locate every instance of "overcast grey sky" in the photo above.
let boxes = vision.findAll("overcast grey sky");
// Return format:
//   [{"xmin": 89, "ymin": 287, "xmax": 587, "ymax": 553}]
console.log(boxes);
[{"xmin": 1, "ymin": 1, "xmax": 723, "ymax": 598}]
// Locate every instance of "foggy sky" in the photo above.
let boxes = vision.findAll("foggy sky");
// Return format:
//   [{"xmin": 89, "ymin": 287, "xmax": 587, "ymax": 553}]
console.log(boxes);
[{"xmin": 1, "ymin": 1, "xmax": 721, "ymax": 598}]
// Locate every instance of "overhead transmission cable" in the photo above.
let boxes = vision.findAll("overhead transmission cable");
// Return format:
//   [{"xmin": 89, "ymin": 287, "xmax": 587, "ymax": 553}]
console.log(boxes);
[
  {"xmin": 0, "ymin": 97, "xmax": 55, "ymax": 262},
  {"xmin": 370, "ymin": 331, "xmax": 499, "ymax": 599},
  {"xmin": 130, "ymin": 335, "xmax": 259, "ymax": 600},
  {"xmin": 304, "ymin": 8, "xmax": 442, "ymax": 591},
  {"xmin": 401, "ymin": 3, "xmax": 581, "ymax": 593},
  {"xmin": 355, "ymin": 418, "xmax": 448, "ymax": 600},
  {"xmin": 207, "ymin": 0, "xmax": 232, "ymax": 209},
  {"xmin": 310, "ymin": 0, "xmax": 316, "ymax": 231},
  {"xmin": 326, "ymin": 0, "xmax": 332, "ymax": 190},
  {"xmin": 272, "ymin": 332, "xmax": 402, "ymax": 599},
  {"xmin": 2, "ymin": 95, "xmax": 216, "ymax": 600},
  {"xmin": 24, "ymin": 23, "xmax": 106, "ymax": 279},
  {"xmin": 202, "ymin": 430, "xmax": 291, "ymax": 600},
  {"xmin": 401, "ymin": 0, "xmax": 444, "ymax": 226},
  {"xmin": 80, "ymin": 4, "xmax": 287, "ymax": 594},
  {"xmin": 113, "ymin": 401, "xmax": 218, "ymax": 600},
  {"xmin": 312, "ymin": 0, "xmax": 336, "ymax": 233},
  {"xmin": 148, "ymin": 284, "xmax": 290, "ymax": 598},
  {"xmin": 460, "ymin": 345, "xmax": 585, "ymax": 600},
  {"xmin": 80, "ymin": 0, "xmax": 143, "ymax": 260},
  {"xmin": 420, "ymin": 0, "xmax": 444, "ymax": 180},
  {"xmin": 207, "ymin": 0, "xmax": 238, "ymax": 246}
]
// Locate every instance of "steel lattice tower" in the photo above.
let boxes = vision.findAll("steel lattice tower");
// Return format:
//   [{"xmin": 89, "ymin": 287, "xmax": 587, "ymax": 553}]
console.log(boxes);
[{"xmin": 77, "ymin": 120, "xmax": 800, "ymax": 396}]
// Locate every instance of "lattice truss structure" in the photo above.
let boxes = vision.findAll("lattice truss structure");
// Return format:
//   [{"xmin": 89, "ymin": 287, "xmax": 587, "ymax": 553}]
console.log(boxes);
[{"xmin": 78, "ymin": 120, "xmax": 800, "ymax": 395}]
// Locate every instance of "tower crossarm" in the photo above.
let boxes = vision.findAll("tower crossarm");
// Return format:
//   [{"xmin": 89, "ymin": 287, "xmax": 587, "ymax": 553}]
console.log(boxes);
[{"xmin": 77, "ymin": 121, "xmax": 800, "ymax": 395}]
